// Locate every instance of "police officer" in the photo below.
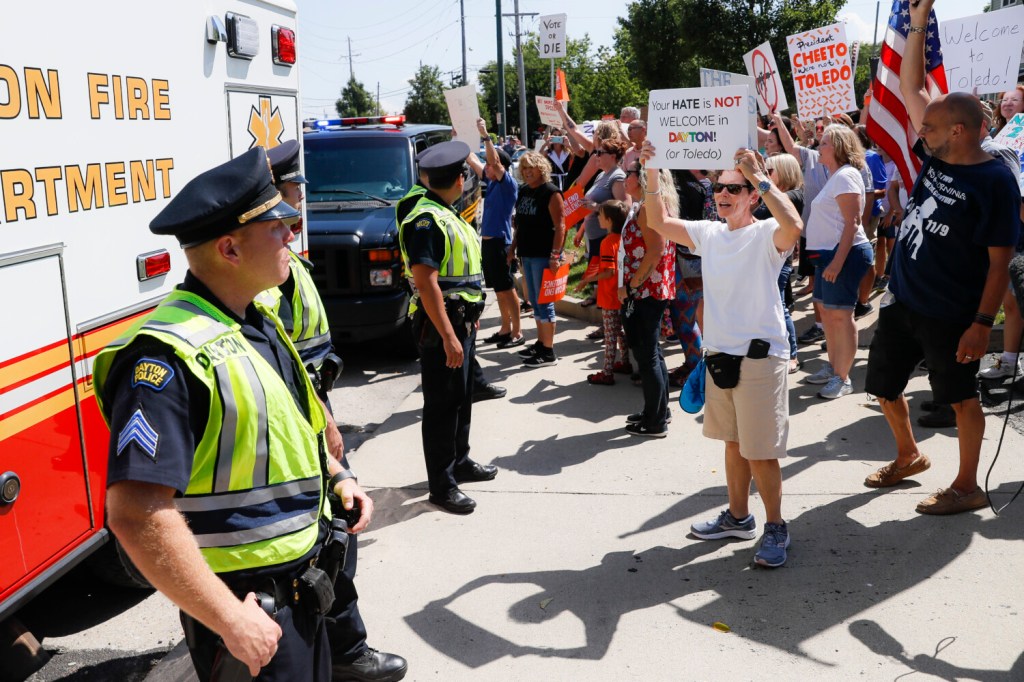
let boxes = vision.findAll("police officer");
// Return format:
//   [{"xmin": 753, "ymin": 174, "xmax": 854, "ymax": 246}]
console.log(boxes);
[
  {"xmin": 264, "ymin": 140, "xmax": 407, "ymax": 682},
  {"xmin": 397, "ymin": 158, "xmax": 506, "ymax": 404},
  {"xmin": 94, "ymin": 148, "xmax": 374, "ymax": 682},
  {"xmin": 398, "ymin": 141, "xmax": 498, "ymax": 513}
]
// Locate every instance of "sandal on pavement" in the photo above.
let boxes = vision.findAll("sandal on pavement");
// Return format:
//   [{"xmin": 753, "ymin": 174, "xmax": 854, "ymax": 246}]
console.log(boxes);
[
  {"xmin": 864, "ymin": 455, "xmax": 931, "ymax": 488},
  {"xmin": 587, "ymin": 372, "xmax": 615, "ymax": 385}
]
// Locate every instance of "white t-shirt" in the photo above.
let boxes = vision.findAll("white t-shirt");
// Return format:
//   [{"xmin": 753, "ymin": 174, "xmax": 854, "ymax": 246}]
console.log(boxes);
[
  {"xmin": 805, "ymin": 164, "xmax": 869, "ymax": 251},
  {"xmin": 686, "ymin": 219, "xmax": 791, "ymax": 359}
]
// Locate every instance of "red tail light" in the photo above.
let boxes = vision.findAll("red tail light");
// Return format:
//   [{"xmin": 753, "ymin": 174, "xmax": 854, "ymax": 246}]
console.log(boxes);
[{"xmin": 272, "ymin": 26, "xmax": 296, "ymax": 66}]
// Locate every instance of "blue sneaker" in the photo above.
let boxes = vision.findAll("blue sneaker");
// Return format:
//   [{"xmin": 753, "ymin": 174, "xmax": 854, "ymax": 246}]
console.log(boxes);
[
  {"xmin": 690, "ymin": 509, "xmax": 756, "ymax": 540},
  {"xmin": 754, "ymin": 522, "xmax": 790, "ymax": 568}
]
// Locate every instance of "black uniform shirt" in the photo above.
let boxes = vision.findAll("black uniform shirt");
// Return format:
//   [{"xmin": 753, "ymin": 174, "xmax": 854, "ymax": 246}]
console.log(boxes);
[{"xmin": 104, "ymin": 271, "xmax": 312, "ymax": 494}]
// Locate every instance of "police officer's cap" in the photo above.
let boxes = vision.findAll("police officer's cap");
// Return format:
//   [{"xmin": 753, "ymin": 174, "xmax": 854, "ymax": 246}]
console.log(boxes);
[
  {"xmin": 267, "ymin": 139, "xmax": 307, "ymax": 185},
  {"xmin": 150, "ymin": 147, "xmax": 300, "ymax": 247},
  {"xmin": 418, "ymin": 140, "xmax": 471, "ymax": 181}
]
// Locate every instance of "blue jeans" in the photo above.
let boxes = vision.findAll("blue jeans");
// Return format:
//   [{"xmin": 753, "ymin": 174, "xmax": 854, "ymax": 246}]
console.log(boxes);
[
  {"xmin": 778, "ymin": 261, "xmax": 797, "ymax": 359},
  {"xmin": 521, "ymin": 257, "xmax": 556, "ymax": 322},
  {"xmin": 623, "ymin": 296, "xmax": 670, "ymax": 429}
]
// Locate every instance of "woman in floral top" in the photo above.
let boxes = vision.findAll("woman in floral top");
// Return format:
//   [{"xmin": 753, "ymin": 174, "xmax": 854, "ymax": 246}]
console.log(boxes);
[{"xmin": 616, "ymin": 162, "xmax": 677, "ymax": 437}]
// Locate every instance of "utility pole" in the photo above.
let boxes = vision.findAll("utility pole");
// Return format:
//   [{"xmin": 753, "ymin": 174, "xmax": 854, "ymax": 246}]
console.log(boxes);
[
  {"xmin": 503, "ymin": 2, "xmax": 538, "ymax": 141},
  {"xmin": 460, "ymin": 0, "xmax": 468, "ymax": 85},
  {"xmin": 496, "ymin": 0, "xmax": 505, "ymax": 137},
  {"xmin": 342, "ymin": 36, "xmax": 360, "ymax": 83},
  {"xmin": 376, "ymin": 82, "xmax": 380, "ymax": 116}
]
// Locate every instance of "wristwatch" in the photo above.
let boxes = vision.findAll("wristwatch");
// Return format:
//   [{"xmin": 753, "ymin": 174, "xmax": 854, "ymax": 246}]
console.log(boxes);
[
  {"xmin": 757, "ymin": 178, "xmax": 772, "ymax": 194},
  {"xmin": 328, "ymin": 469, "xmax": 357, "ymax": 493}
]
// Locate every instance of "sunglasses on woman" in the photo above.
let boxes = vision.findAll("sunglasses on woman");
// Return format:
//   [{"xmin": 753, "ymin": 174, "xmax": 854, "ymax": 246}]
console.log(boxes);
[
  {"xmin": 711, "ymin": 182, "xmax": 752, "ymax": 194},
  {"xmin": 594, "ymin": 150, "xmax": 614, "ymax": 156}
]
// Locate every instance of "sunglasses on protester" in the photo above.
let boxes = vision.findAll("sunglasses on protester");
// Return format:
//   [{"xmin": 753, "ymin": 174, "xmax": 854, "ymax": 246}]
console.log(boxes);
[
  {"xmin": 594, "ymin": 150, "xmax": 616, "ymax": 157},
  {"xmin": 711, "ymin": 182, "xmax": 753, "ymax": 195}
]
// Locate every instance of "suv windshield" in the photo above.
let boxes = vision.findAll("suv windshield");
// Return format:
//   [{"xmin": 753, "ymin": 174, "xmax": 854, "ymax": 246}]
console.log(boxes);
[{"xmin": 304, "ymin": 136, "xmax": 413, "ymax": 201}]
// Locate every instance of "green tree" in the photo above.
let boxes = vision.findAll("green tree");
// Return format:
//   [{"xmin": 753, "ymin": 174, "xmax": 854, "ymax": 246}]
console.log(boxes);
[
  {"xmin": 403, "ymin": 65, "xmax": 448, "ymax": 123},
  {"xmin": 617, "ymin": 0, "xmax": 847, "ymax": 114},
  {"xmin": 336, "ymin": 77, "xmax": 377, "ymax": 117}
]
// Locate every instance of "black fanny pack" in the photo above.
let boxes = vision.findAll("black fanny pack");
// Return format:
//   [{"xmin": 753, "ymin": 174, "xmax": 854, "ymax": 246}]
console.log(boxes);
[{"xmin": 705, "ymin": 339, "xmax": 771, "ymax": 389}]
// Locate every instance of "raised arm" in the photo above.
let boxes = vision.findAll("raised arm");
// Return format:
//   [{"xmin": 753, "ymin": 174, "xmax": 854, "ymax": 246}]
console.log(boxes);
[
  {"xmin": 639, "ymin": 143, "xmax": 696, "ymax": 250},
  {"xmin": 900, "ymin": 0, "xmax": 934, "ymax": 133},
  {"xmin": 479, "ymin": 118, "xmax": 505, "ymax": 181},
  {"xmin": 735, "ymin": 148, "xmax": 803, "ymax": 252},
  {"xmin": 556, "ymin": 99, "xmax": 595, "ymax": 153},
  {"xmin": 771, "ymin": 111, "xmax": 799, "ymax": 158}
]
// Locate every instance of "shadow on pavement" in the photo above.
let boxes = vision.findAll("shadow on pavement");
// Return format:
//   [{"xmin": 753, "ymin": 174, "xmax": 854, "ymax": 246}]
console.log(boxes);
[
  {"xmin": 492, "ymin": 429, "xmax": 646, "ymax": 477},
  {"xmin": 27, "ymin": 649, "xmax": 166, "ymax": 682},
  {"xmin": 405, "ymin": 484, "xmax": 1024, "ymax": 670}
]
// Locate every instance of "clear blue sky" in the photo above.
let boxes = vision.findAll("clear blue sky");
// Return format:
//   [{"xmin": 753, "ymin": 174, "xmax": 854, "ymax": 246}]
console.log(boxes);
[{"xmin": 298, "ymin": 0, "xmax": 992, "ymax": 118}]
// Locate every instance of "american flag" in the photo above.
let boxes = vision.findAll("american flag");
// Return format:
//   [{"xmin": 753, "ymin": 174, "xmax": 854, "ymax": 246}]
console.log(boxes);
[{"xmin": 866, "ymin": 0, "xmax": 947, "ymax": 191}]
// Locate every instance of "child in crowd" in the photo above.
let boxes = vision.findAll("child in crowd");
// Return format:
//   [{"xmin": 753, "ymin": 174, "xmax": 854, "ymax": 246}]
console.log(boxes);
[{"xmin": 583, "ymin": 200, "xmax": 631, "ymax": 384}]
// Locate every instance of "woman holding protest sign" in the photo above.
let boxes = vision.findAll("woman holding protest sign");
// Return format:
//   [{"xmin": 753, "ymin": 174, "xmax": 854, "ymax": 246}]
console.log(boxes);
[
  {"xmin": 617, "ymin": 160, "xmax": 676, "ymax": 438},
  {"xmin": 640, "ymin": 140, "xmax": 803, "ymax": 568},
  {"xmin": 511, "ymin": 151, "xmax": 566, "ymax": 367}
]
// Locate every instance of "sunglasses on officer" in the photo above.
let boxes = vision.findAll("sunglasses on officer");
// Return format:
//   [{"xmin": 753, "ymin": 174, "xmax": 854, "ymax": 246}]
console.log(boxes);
[{"xmin": 711, "ymin": 182, "xmax": 753, "ymax": 195}]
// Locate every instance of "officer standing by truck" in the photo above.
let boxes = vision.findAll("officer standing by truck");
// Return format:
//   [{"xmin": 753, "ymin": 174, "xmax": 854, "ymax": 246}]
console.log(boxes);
[
  {"xmin": 398, "ymin": 141, "xmax": 499, "ymax": 514},
  {"xmin": 93, "ymin": 148, "xmax": 373, "ymax": 681},
  {"xmin": 263, "ymin": 140, "xmax": 408, "ymax": 681}
]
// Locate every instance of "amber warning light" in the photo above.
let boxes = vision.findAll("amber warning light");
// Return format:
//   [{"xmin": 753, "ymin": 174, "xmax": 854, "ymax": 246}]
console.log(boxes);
[{"xmin": 137, "ymin": 250, "xmax": 171, "ymax": 281}]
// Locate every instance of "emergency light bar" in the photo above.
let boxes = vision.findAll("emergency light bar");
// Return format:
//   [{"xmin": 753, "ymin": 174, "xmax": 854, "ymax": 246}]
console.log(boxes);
[
  {"xmin": 313, "ymin": 115, "xmax": 406, "ymax": 129},
  {"xmin": 226, "ymin": 12, "xmax": 259, "ymax": 59}
]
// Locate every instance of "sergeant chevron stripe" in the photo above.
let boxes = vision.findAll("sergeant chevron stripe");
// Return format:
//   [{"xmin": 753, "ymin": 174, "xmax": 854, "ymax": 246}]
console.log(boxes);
[{"xmin": 117, "ymin": 408, "xmax": 159, "ymax": 460}]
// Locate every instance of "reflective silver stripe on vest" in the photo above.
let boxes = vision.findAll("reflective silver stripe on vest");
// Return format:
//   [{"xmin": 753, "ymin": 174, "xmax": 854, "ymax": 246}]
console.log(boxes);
[
  {"xmin": 193, "ymin": 509, "xmax": 320, "ymax": 549},
  {"xmin": 175, "ymin": 477, "xmax": 321, "ymax": 512},
  {"xmin": 291, "ymin": 332, "xmax": 332, "ymax": 352},
  {"xmin": 163, "ymin": 300, "xmax": 233, "ymax": 347},
  {"xmin": 212, "ymin": 355, "xmax": 270, "ymax": 492},
  {"xmin": 436, "ymin": 274, "xmax": 483, "ymax": 283}
]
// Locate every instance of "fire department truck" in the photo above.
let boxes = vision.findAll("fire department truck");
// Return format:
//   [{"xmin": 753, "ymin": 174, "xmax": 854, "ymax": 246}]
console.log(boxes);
[{"xmin": 0, "ymin": 2, "xmax": 304, "ymax": 622}]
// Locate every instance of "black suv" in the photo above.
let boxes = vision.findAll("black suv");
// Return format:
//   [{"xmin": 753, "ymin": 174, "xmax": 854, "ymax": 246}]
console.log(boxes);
[{"xmin": 302, "ymin": 117, "xmax": 481, "ymax": 345}]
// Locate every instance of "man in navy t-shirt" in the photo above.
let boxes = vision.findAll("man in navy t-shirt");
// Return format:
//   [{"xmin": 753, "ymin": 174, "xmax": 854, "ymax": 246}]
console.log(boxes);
[
  {"xmin": 467, "ymin": 118, "xmax": 524, "ymax": 348},
  {"xmin": 863, "ymin": 0, "xmax": 1020, "ymax": 516}
]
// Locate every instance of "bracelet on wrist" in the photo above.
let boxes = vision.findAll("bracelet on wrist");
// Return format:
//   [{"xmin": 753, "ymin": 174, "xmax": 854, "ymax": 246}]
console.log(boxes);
[
  {"xmin": 645, "ymin": 189, "xmax": 662, "ymax": 195},
  {"xmin": 908, "ymin": 25, "xmax": 926, "ymax": 33},
  {"xmin": 328, "ymin": 469, "xmax": 357, "ymax": 493},
  {"xmin": 974, "ymin": 313, "xmax": 995, "ymax": 328}
]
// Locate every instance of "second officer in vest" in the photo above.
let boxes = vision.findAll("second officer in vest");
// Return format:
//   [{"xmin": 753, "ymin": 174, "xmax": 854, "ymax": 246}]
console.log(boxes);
[{"xmin": 399, "ymin": 141, "xmax": 498, "ymax": 514}]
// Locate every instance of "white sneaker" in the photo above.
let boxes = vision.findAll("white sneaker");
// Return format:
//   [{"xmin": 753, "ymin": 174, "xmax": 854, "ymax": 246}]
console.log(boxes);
[
  {"xmin": 978, "ymin": 358, "xmax": 1022, "ymax": 380},
  {"xmin": 818, "ymin": 375, "xmax": 853, "ymax": 400},
  {"xmin": 805, "ymin": 362, "xmax": 834, "ymax": 385}
]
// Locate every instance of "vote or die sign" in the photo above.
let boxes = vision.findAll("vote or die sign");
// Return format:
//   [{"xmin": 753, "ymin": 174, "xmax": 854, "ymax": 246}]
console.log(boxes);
[
  {"xmin": 443, "ymin": 84, "xmax": 480, "ymax": 146},
  {"xmin": 941, "ymin": 6, "xmax": 1024, "ymax": 96},
  {"xmin": 992, "ymin": 113, "xmax": 1024, "ymax": 157},
  {"xmin": 743, "ymin": 41, "xmax": 789, "ymax": 115},
  {"xmin": 646, "ymin": 85, "xmax": 749, "ymax": 170},
  {"xmin": 536, "ymin": 96, "xmax": 562, "ymax": 127},
  {"xmin": 699, "ymin": 68, "xmax": 758, "ymax": 148},
  {"xmin": 538, "ymin": 14, "xmax": 566, "ymax": 59},
  {"xmin": 786, "ymin": 23, "xmax": 856, "ymax": 119}
]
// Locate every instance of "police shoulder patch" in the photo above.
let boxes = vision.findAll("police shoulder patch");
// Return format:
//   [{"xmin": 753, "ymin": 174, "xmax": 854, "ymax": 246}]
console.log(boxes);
[
  {"xmin": 132, "ymin": 358, "xmax": 175, "ymax": 391},
  {"xmin": 415, "ymin": 217, "xmax": 433, "ymax": 230},
  {"xmin": 117, "ymin": 408, "xmax": 159, "ymax": 461}
]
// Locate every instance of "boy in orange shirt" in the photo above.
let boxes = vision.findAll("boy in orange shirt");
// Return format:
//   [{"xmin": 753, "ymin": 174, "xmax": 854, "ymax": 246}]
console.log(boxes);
[{"xmin": 583, "ymin": 200, "xmax": 630, "ymax": 384}]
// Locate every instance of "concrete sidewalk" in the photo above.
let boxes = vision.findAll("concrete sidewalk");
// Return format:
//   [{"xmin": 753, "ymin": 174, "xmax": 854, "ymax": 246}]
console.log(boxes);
[{"xmin": 150, "ymin": 294, "xmax": 1024, "ymax": 680}]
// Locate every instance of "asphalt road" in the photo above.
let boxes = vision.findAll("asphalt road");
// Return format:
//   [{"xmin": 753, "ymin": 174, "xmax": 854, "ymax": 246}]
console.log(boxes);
[{"xmin": 15, "ymin": 338, "xmax": 422, "ymax": 682}]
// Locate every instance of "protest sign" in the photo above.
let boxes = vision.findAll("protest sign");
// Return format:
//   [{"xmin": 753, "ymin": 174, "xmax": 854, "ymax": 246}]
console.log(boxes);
[
  {"xmin": 743, "ymin": 41, "xmax": 789, "ymax": 115},
  {"xmin": 992, "ymin": 113, "xmax": 1024, "ymax": 158},
  {"xmin": 700, "ymin": 68, "xmax": 758, "ymax": 147},
  {"xmin": 538, "ymin": 263, "xmax": 570, "ymax": 303},
  {"xmin": 536, "ymin": 96, "xmax": 563, "ymax": 127},
  {"xmin": 562, "ymin": 185, "xmax": 589, "ymax": 227},
  {"xmin": 940, "ymin": 7, "xmax": 1024, "ymax": 95},
  {"xmin": 646, "ymin": 85, "xmax": 749, "ymax": 171},
  {"xmin": 443, "ymin": 84, "xmax": 480, "ymax": 145},
  {"xmin": 850, "ymin": 40, "xmax": 860, "ymax": 73},
  {"xmin": 538, "ymin": 14, "xmax": 567, "ymax": 59},
  {"xmin": 555, "ymin": 68, "xmax": 570, "ymax": 101},
  {"xmin": 786, "ymin": 23, "xmax": 856, "ymax": 119}
]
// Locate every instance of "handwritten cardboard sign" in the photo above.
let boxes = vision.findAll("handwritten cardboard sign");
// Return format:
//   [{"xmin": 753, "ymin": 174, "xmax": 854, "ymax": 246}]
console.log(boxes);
[
  {"xmin": 538, "ymin": 14, "xmax": 567, "ymax": 59},
  {"xmin": 562, "ymin": 185, "xmax": 589, "ymax": 227},
  {"xmin": 743, "ymin": 41, "xmax": 789, "ymax": 115},
  {"xmin": 536, "ymin": 96, "xmax": 563, "ymax": 127},
  {"xmin": 786, "ymin": 23, "xmax": 856, "ymax": 119},
  {"xmin": 699, "ymin": 68, "xmax": 759, "ymax": 148},
  {"xmin": 443, "ymin": 84, "xmax": 480, "ymax": 146},
  {"xmin": 941, "ymin": 6, "xmax": 1024, "ymax": 96},
  {"xmin": 992, "ymin": 113, "xmax": 1024, "ymax": 159},
  {"xmin": 646, "ymin": 85, "xmax": 749, "ymax": 171}
]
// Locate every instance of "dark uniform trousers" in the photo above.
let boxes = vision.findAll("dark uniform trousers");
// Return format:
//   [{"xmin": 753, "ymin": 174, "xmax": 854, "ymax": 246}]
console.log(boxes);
[
  {"xmin": 325, "ymin": 538, "xmax": 367, "ymax": 664},
  {"xmin": 413, "ymin": 307, "xmax": 476, "ymax": 497}
]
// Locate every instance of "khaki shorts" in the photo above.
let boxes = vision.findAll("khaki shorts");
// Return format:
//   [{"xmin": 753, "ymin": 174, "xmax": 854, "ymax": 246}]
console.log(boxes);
[{"xmin": 703, "ymin": 355, "xmax": 789, "ymax": 460}]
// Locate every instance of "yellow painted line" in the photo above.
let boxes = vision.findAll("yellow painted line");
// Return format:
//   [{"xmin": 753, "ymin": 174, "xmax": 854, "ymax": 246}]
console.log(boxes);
[{"xmin": 0, "ymin": 386, "xmax": 76, "ymax": 443}]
